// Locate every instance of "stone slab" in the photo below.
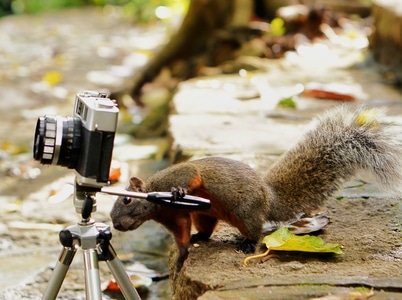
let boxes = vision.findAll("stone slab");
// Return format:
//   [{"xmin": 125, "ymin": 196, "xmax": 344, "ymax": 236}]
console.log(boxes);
[{"xmin": 167, "ymin": 58, "xmax": 402, "ymax": 300}]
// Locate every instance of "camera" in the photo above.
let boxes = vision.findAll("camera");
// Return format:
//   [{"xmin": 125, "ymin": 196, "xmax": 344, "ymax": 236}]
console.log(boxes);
[{"xmin": 33, "ymin": 91, "xmax": 119, "ymax": 188}]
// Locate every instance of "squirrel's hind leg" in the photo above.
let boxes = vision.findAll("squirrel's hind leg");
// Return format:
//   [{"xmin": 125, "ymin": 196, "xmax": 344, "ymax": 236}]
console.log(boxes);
[
  {"xmin": 190, "ymin": 213, "xmax": 258, "ymax": 253},
  {"xmin": 190, "ymin": 213, "xmax": 218, "ymax": 243}
]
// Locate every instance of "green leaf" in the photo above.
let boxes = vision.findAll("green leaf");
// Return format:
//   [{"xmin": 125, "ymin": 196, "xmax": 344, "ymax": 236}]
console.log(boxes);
[
  {"xmin": 244, "ymin": 227, "xmax": 342, "ymax": 266},
  {"xmin": 277, "ymin": 96, "xmax": 296, "ymax": 108},
  {"xmin": 263, "ymin": 227, "xmax": 343, "ymax": 253}
]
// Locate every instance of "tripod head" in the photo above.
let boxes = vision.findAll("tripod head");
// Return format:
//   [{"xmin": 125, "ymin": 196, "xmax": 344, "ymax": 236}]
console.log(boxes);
[{"xmin": 73, "ymin": 180, "xmax": 101, "ymax": 220}]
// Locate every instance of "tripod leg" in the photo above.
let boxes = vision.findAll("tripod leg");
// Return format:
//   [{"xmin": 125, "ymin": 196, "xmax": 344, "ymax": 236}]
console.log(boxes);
[
  {"xmin": 42, "ymin": 246, "xmax": 76, "ymax": 300},
  {"xmin": 83, "ymin": 248, "xmax": 103, "ymax": 300},
  {"xmin": 106, "ymin": 244, "xmax": 142, "ymax": 300}
]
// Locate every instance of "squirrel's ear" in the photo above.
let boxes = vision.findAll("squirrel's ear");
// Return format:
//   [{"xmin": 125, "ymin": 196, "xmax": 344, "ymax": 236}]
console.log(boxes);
[{"xmin": 129, "ymin": 177, "xmax": 146, "ymax": 192}]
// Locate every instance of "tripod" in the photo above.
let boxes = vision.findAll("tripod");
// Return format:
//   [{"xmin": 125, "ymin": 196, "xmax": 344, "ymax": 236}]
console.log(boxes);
[
  {"xmin": 42, "ymin": 181, "xmax": 211, "ymax": 300},
  {"xmin": 42, "ymin": 182, "xmax": 141, "ymax": 300}
]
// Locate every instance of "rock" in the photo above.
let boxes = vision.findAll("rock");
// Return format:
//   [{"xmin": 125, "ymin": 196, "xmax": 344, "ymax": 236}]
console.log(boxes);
[{"xmin": 167, "ymin": 197, "xmax": 402, "ymax": 299}]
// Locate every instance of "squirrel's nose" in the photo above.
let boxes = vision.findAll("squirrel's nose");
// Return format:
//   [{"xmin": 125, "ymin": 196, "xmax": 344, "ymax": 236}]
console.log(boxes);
[{"xmin": 112, "ymin": 221, "xmax": 124, "ymax": 231}]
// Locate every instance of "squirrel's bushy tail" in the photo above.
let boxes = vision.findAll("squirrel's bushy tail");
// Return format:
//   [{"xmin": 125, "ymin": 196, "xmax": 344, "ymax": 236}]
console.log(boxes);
[{"xmin": 265, "ymin": 106, "xmax": 402, "ymax": 222}]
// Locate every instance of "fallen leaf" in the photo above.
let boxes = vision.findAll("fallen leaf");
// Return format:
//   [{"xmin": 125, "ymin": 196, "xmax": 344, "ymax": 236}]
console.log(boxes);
[
  {"xmin": 302, "ymin": 89, "xmax": 355, "ymax": 101},
  {"xmin": 109, "ymin": 169, "xmax": 121, "ymax": 184},
  {"xmin": 277, "ymin": 96, "xmax": 296, "ymax": 108},
  {"xmin": 1, "ymin": 141, "xmax": 28, "ymax": 155},
  {"xmin": 104, "ymin": 280, "xmax": 120, "ymax": 292},
  {"xmin": 42, "ymin": 70, "xmax": 63, "ymax": 86},
  {"xmin": 355, "ymin": 108, "xmax": 381, "ymax": 127},
  {"xmin": 301, "ymin": 82, "xmax": 356, "ymax": 101},
  {"xmin": 243, "ymin": 227, "xmax": 342, "ymax": 266},
  {"xmin": 102, "ymin": 274, "xmax": 152, "ymax": 293},
  {"xmin": 270, "ymin": 18, "xmax": 286, "ymax": 36}
]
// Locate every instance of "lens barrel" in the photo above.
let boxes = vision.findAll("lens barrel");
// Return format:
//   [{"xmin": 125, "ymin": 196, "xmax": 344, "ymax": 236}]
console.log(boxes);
[{"xmin": 33, "ymin": 116, "xmax": 82, "ymax": 168}]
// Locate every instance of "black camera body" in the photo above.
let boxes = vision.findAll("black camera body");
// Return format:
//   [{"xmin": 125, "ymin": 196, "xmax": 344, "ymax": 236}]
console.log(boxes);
[{"xmin": 34, "ymin": 91, "xmax": 119, "ymax": 188}]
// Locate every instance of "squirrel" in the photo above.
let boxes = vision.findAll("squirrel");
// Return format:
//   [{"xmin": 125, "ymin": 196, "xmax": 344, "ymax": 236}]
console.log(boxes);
[{"xmin": 110, "ymin": 106, "xmax": 402, "ymax": 272}]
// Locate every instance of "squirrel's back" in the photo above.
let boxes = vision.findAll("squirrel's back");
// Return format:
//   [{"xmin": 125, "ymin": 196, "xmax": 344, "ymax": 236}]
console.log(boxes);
[
  {"xmin": 265, "ymin": 106, "xmax": 402, "ymax": 222},
  {"xmin": 145, "ymin": 156, "xmax": 272, "ymax": 241}
]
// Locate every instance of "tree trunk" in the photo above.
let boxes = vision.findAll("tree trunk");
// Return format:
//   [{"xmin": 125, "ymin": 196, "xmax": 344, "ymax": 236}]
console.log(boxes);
[
  {"xmin": 130, "ymin": 0, "xmax": 237, "ymax": 103},
  {"xmin": 369, "ymin": 0, "xmax": 402, "ymax": 86}
]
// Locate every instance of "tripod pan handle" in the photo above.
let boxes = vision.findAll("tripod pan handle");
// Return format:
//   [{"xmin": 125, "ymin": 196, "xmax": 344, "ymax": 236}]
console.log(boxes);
[
  {"xmin": 101, "ymin": 188, "xmax": 211, "ymax": 210},
  {"xmin": 146, "ymin": 192, "xmax": 211, "ymax": 210}
]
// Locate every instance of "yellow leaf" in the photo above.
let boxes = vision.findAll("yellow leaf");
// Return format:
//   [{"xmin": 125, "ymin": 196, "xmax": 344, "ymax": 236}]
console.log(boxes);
[
  {"xmin": 244, "ymin": 227, "xmax": 342, "ymax": 266},
  {"xmin": 1, "ymin": 141, "xmax": 28, "ymax": 155},
  {"xmin": 42, "ymin": 71, "xmax": 63, "ymax": 86},
  {"xmin": 355, "ymin": 108, "xmax": 380, "ymax": 127},
  {"xmin": 270, "ymin": 18, "xmax": 286, "ymax": 36}
]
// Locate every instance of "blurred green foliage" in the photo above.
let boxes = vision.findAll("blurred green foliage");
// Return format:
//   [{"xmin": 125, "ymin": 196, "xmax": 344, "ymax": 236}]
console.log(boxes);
[{"xmin": 0, "ymin": 0, "xmax": 187, "ymax": 23}]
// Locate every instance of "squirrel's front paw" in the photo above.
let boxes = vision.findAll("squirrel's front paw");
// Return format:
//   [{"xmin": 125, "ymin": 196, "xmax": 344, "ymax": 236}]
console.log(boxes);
[
  {"xmin": 171, "ymin": 186, "xmax": 187, "ymax": 201},
  {"xmin": 238, "ymin": 239, "xmax": 257, "ymax": 253}
]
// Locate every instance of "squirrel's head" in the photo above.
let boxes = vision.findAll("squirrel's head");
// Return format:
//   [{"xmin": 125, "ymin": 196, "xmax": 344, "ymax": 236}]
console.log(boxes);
[{"xmin": 110, "ymin": 177, "xmax": 157, "ymax": 231}]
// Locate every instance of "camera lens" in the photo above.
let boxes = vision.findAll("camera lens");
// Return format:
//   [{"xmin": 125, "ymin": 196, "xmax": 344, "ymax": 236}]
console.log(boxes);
[{"xmin": 33, "ymin": 115, "xmax": 82, "ymax": 168}]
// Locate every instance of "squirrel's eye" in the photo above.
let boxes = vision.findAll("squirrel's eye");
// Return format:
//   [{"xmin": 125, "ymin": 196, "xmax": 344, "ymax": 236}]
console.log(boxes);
[{"xmin": 122, "ymin": 197, "xmax": 132, "ymax": 205}]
